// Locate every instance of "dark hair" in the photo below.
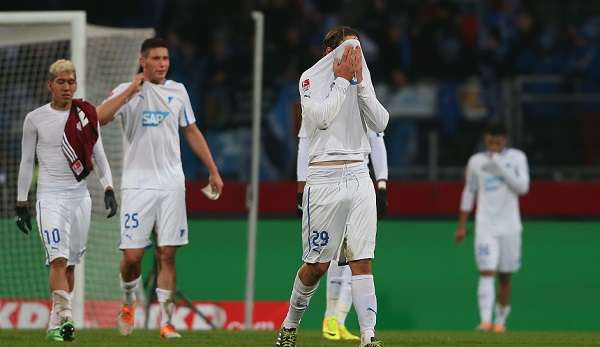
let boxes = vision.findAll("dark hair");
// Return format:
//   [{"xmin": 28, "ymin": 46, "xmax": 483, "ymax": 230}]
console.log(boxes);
[
  {"xmin": 484, "ymin": 120, "xmax": 507, "ymax": 136},
  {"xmin": 322, "ymin": 26, "xmax": 360, "ymax": 51},
  {"xmin": 141, "ymin": 37, "xmax": 169, "ymax": 55}
]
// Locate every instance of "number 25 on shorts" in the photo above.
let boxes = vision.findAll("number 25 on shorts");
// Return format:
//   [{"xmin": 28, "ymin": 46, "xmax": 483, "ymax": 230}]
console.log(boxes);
[
  {"xmin": 124, "ymin": 213, "xmax": 139, "ymax": 229},
  {"xmin": 311, "ymin": 230, "xmax": 329, "ymax": 249}
]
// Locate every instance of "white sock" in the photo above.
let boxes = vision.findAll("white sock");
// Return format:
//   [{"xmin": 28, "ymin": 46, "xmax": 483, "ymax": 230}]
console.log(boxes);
[
  {"xmin": 120, "ymin": 275, "xmax": 140, "ymax": 306},
  {"xmin": 50, "ymin": 290, "xmax": 72, "ymax": 328},
  {"xmin": 336, "ymin": 278, "xmax": 353, "ymax": 326},
  {"xmin": 494, "ymin": 304, "xmax": 511, "ymax": 325},
  {"xmin": 325, "ymin": 265, "xmax": 343, "ymax": 318},
  {"xmin": 351, "ymin": 275, "xmax": 377, "ymax": 346},
  {"xmin": 282, "ymin": 272, "xmax": 319, "ymax": 329},
  {"xmin": 156, "ymin": 288, "xmax": 174, "ymax": 327},
  {"xmin": 477, "ymin": 276, "xmax": 495, "ymax": 324}
]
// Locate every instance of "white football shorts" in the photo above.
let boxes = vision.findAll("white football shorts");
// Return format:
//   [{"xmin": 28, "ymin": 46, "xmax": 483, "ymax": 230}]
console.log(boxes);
[
  {"xmin": 119, "ymin": 189, "xmax": 189, "ymax": 249},
  {"xmin": 35, "ymin": 194, "xmax": 91, "ymax": 266},
  {"xmin": 301, "ymin": 162, "xmax": 377, "ymax": 264},
  {"xmin": 474, "ymin": 231, "xmax": 522, "ymax": 273}
]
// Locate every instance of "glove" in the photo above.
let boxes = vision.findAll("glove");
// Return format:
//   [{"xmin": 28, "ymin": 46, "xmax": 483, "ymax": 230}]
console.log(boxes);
[
  {"xmin": 376, "ymin": 188, "xmax": 388, "ymax": 218},
  {"xmin": 104, "ymin": 189, "xmax": 118, "ymax": 218},
  {"xmin": 296, "ymin": 192, "xmax": 303, "ymax": 218},
  {"xmin": 15, "ymin": 203, "xmax": 32, "ymax": 235}
]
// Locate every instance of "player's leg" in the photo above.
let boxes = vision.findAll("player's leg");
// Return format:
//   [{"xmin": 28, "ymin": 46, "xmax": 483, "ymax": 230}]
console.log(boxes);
[
  {"xmin": 36, "ymin": 199, "xmax": 73, "ymax": 341},
  {"xmin": 494, "ymin": 232, "xmax": 521, "ymax": 332},
  {"xmin": 154, "ymin": 189, "xmax": 188, "ymax": 338},
  {"xmin": 493, "ymin": 273, "xmax": 512, "ymax": 332},
  {"xmin": 155, "ymin": 246, "xmax": 180, "ymax": 338},
  {"xmin": 336, "ymin": 265, "xmax": 359, "ymax": 340},
  {"xmin": 346, "ymin": 167, "xmax": 381, "ymax": 347},
  {"xmin": 323, "ymin": 262, "xmax": 344, "ymax": 340},
  {"xmin": 474, "ymin": 232, "xmax": 500, "ymax": 331},
  {"xmin": 118, "ymin": 189, "xmax": 155, "ymax": 335},
  {"xmin": 66, "ymin": 266, "xmax": 75, "ymax": 292},
  {"xmin": 276, "ymin": 180, "xmax": 349, "ymax": 346}
]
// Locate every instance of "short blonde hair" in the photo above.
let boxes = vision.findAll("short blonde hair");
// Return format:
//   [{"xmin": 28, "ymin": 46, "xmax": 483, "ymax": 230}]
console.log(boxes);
[{"xmin": 48, "ymin": 59, "xmax": 76, "ymax": 80}]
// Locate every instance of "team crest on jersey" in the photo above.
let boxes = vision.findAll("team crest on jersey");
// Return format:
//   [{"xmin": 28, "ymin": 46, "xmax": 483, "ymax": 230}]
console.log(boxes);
[
  {"xmin": 71, "ymin": 160, "xmax": 83, "ymax": 175},
  {"xmin": 142, "ymin": 111, "xmax": 171, "ymax": 127}
]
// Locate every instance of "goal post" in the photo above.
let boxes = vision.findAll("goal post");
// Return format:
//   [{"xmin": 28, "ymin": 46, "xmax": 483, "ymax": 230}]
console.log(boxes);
[{"xmin": 0, "ymin": 11, "xmax": 153, "ymax": 329}]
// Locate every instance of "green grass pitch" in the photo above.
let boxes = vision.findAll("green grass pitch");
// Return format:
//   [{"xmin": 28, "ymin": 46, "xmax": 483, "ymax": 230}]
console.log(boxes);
[{"xmin": 2, "ymin": 330, "xmax": 600, "ymax": 346}]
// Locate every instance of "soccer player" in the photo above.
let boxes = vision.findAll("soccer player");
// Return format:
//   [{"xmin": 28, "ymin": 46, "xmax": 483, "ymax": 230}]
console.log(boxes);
[
  {"xmin": 96, "ymin": 37, "xmax": 223, "ymax": 339},
  {"xmin": 276, "ymin": 26, "xmax": 389, "ymax": 347},
  {"xmin": 297, "ymin": 126, "xmax": 388, "ymax": 341},
  {"xmin": 16, "ymin": 59, "xmax": 117, "ymax": 341},
  {"xmin": 455, "ymin": 122, "xmax": 530, "ymax": 333}
]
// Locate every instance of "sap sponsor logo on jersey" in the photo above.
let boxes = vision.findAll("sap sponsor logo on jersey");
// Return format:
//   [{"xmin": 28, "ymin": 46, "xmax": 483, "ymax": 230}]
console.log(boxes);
[{"xmin": 142, "ymin": 110, "xmax": 170, "ymax": 127}]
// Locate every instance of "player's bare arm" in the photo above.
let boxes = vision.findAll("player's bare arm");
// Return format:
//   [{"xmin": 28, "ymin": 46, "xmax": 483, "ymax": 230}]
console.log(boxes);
[
  {"xmin": 96, "ymin": 74, "xmax": 144, "ymax": 125},
  {"xmin": 455, "ymin": 211, "xmax": 470, "ymax": 244},
  {"xmin": 181, "ymin": 124, "xmax": 224, "ymax": 195}
]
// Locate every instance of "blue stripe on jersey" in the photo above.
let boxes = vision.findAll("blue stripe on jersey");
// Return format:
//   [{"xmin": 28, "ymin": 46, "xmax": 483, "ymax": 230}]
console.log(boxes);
[{"xmin": 183, "ymin": 108, "xmax": 190, "ymax": 126}]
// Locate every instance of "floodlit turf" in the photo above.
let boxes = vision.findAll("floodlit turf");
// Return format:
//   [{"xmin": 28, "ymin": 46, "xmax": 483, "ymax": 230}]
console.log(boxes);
[{"xmin": 1, "ymin": 330, "xmax": 600, "ymax": 347}]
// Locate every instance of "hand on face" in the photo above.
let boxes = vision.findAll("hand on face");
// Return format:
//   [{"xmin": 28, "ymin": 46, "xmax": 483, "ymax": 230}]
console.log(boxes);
[
  {"xmin": 333, "ymin": 45, "xmax": 355, "ymax": 81},
  {"xmin": 352, "ymin": 46, "xmax": 363, "ymax": 83},
  {"xmin": 332, "ymin": 45, "xmax": 363, "ymax": 83}
]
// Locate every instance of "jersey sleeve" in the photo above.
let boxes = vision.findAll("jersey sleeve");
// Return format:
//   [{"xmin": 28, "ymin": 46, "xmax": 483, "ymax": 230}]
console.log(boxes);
[
  {"xmin": 494, "ymin": 151, "xmax": 530, "ymax": 195},
  {"xmin": 368, "ymin": 131, "xmax": 388, "ymax": 180},
  {"xmin": 357, "ymin": 80, "xmax": 389, "ymax": 133},
  {"xmin": 459, "ymin": 157, "xmax": 478, "ymax": 212},
  {"xmin": 296, "ymin": 136, "xmax": 309, "ymax": 182},
  {"xmin": 178, "ymin": 85, "xmax": 196, "ymax": 127},
  {"xmin": 17, "ymin": 115, "xmax": 37, "ymax": 202},
  {"xmin": 300, "ymin": 75, "xmax": 350, "ymax": 130},
  {"xmin": 92, "ymin": 123, "xmax": 114, "ymax": 190}
]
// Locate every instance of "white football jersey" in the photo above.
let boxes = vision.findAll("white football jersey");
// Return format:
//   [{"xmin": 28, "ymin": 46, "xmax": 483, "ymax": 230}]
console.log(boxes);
[
  {"xmin": 297, "ymin": 123, "xmax": 388, "ymax": 181},
  {"xmin": 460, "ymin": 148, "xmax": 530, "ymax": 234},
  {"xmin": 17, "ymin": 103, "xmax": 112, "ymax": 200},
  {"xmin": 299, "ymin": 39, "xmax": 388, "ymax": 164},
  {"xmin": 106, "ymin": 80, "xmax": 196, "ymax": 190}
]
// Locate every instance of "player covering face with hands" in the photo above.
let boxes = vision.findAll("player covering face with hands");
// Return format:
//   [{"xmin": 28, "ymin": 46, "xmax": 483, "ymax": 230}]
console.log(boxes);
[
  {"xmin": 297, "ymin": 99, "xmax": 388, "ymax": 343},
  {"xmin": 16, "ymin": 59, "xmax": 117, "ymax": 342},
  {"xmin": 276, "ymin": 26, "xmax": 389, "ymax": 347},
  {"xmin": 455, "ymin": 121, "xmax": 529, "ymax": 333},
  {"xmin": 96, "ymin": 37, "xmax": 223, "ymax": 339}
]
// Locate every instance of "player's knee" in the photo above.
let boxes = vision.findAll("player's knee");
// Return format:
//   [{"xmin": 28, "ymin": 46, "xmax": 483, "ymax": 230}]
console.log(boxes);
[
  {"xmin": 302, "ymin": 262, "xmax": 329, "ymax": 282},
  {"xmin": 49, "ymin": 257, "xmax": 67, "ymax": 269},
  {"xmin": 479, "ymin": 270, "xmax": 495, "ymax": 277},
  {"xmin": 156, "ymin": 247, "xmax": 176, "ymax": 266},
  {"xmin": 122, "ymin": 250, "xmax": 144, "ymax": 265},
  {"xmin": 498, "ymin": 273, "xmax": 512, "ymax": 284},
  {"xmin": 349, "ymin": 258, "xmax": 372, "ymax": 275}
]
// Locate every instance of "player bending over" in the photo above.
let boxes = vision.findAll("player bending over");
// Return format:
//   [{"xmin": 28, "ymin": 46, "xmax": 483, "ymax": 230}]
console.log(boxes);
[
  {"xmin": 96, "ymin": 37, "xmax": 223, "ymax": 339},
  {"xmin": 455, "ymin": 121, "xmax": 530, "ymax": 333},
  {"xmin": 276, "ymin": 26, "xmax": 389, "ymax": 347},
  {"xmin": 16, "ymin": 59, "xmax": 117, "ymax": 341}
]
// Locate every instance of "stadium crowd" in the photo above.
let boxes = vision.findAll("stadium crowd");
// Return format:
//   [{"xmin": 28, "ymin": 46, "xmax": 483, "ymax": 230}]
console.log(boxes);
[{"xmin": 3, "ymin": 0, "xmax": 600, "ymax": 179}]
